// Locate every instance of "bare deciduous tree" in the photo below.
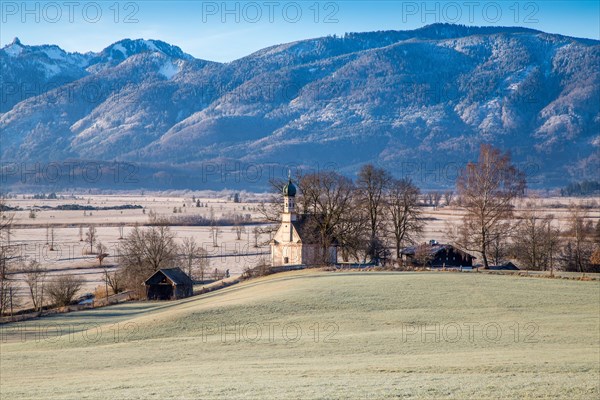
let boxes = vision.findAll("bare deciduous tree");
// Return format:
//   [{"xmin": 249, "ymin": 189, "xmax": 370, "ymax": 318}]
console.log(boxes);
[
  {"xmin": 252, "ymin": 226, "xmax": 261, "ymax": 248},
  {"xmin": 512, "ymin": 208, "xmax": 561, "ymax": 271},
  {"xmin": 299, "ymin": 171, "xmax": 355, "ymax": 265},
  {"xmin": 0, "ymin": 199, "xmax": 14, "ymax": 242},
  {"xmin": 443, "ymin": 191, "xmax": 454, "ymax": 206},
  {"xmin": 46, "ymin": 275, "xmax": 84, "ymax": 307},
  {"xmin": 96, "ymin": 242, "xmax": 108, "ymax": 266},
  {"xmin": 335, "ymin": 195, "xmax": 369, "ymax": 263},
  {"xmin": 180, "ymin": 237, "xmax": 209, "ymax": 282},
  {"xmin": 560, "ymin": 205, "xmax": 594, "ymax": 272},
  {"xmin": 426, "ymin": 193, "xmax": 433, "ymax": 206},
  {"xmin": 23, "ymin": 260, "xmax": 46, "ymax": 313},
  {"xmin": 0, "ymin": 281, "xmax": 20, "ymax": 318},
  {"xmin": 356, "ymin": 164, "xmax": 392, "ymax": 262},
  {"xmin": 543, "ymin": 216, "xmax": 562, "ymax": 275},
  {"xmin": 105, "ymin": 268, "xmax": 124, "ymax": 298},
  {"xmin": 210, "ymin": 224, "xmax": 221, "ymax": 247},
  {"xmin": 483, "ymin": 215, "xmax": 517, "ymax": 267},
  {"xmin": 0, "ymin": 200, "xmax": 18, "ymax": 316},
  {"xmin": 386, "ymin": 178, "xmax": 423, "ymax": 261},
  {"xmin": 232, "ymin": 223, "xmax": 246, "ymax": 241},
  {"xmin": 85, "ymin": 226, "xmax": 97, "ymax": 254},
  {"xmin": 432, "ymin": 192, "xmax": 442, "ymax": 209},
  {"xmin": 452, "ymin": 144, "xmax": 526, "ymax": 269}
]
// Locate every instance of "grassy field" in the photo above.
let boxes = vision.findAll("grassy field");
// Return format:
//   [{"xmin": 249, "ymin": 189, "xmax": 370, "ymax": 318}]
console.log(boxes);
[{"xmin": 1, "ymin": 271, "xmax": 599, "ymax": 399}]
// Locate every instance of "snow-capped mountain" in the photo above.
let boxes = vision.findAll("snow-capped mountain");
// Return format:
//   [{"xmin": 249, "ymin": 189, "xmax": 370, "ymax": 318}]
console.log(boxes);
[
  {"xmin": 1, "ymin": 24, "xmax": 598, "ymax": 189},
  {"xmin": 0, "ymin": 38, "xmax": 195, "ymax": 112},
  {"xmin": 0, "ymin": 37, "xmax": 90, "ymax": 112}
]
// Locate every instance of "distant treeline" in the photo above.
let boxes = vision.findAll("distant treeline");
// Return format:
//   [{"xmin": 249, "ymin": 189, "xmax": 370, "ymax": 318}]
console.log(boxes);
[
  {"xmin": 168, "ymin": 213, "xmax": 253, "ymax": 226},
  {"xmin": 53, "ymin": 204, "xmax": 143, "ymax": 211},
  {"xmin": 561, "ymin": 180, "xmax": 600, "ymax": 197},
  {"xmin": 9, "ymin": 204, "xmax": 143, "ymax": 211},
  {"xmin": 32, "ymin": 193, "xmax": 58, "ymax": 199},
  {"xmin": 28, "ymin": 204, "xmax": 144, "ymax": 211}
]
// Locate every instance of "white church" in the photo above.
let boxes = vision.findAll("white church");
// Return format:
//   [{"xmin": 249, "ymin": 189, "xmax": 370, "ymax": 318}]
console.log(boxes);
[{"xmin": 269, "ymin": 177, "xmax": 338, "ymax": 267}]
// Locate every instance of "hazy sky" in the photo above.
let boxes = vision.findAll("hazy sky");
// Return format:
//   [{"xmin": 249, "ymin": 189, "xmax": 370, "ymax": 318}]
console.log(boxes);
[{"xmin": 1, "ymin": 1, "xmax": 599, "ymax": 62}]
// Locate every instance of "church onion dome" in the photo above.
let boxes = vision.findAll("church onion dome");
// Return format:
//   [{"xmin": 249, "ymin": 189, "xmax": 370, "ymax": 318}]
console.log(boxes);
[{"xmin": 283, "ymin": 179, "xmax": 296, "ymax": 197}]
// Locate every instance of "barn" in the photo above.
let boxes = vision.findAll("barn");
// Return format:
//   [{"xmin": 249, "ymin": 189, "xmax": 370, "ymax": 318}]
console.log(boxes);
[
  {"xmin": 143, "ymin": 268, "xmax": 193, "ymax": 300},
  {"xmin": 400, "ymin": 241, "xmax": 475, "ymax": 268}
]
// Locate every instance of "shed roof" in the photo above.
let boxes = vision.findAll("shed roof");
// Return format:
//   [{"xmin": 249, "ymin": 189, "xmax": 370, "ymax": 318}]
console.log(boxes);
[
  {"xmin": 401, "ymin": 244, "xmax": 450, "ymax": 256},
  {"xmin": 144, "ymin": 267, "xmax": 193, "ymax": 286},
  {"xmin": 489, "ymin": 262, "xmax": 520, "ymax": 270}
]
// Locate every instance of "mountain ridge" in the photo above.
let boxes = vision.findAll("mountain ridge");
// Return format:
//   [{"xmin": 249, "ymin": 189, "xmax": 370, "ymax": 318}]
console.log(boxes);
[{"xmin": 1, "ymin": 24, "xmax": 599, "ymax": 189}]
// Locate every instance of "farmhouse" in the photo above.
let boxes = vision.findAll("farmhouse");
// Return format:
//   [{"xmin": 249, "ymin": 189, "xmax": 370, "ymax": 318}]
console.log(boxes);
[
  {"xmin": 144, "ymin": 268, "xmax": 193, "ymax": 300},
  {"xmin": 270, "ymin": 177, "xmax": 337, "ymax": 267},
  {"xmin": 400, "ymin": 241, "xmax": 475, "ymax": 268}
]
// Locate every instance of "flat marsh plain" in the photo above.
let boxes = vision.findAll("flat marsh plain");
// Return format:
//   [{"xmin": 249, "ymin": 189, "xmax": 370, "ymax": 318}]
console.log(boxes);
[{"xmin": 1, "ymin": 271, "xmax": 599, "ymax": 399}]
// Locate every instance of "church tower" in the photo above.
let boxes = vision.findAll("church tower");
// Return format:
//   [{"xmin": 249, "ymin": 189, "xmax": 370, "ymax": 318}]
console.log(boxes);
[
  {"xmin": 270, "ymin": 173, "xmax": 337, "ymax": 267},
  {"xmin": 282, "ymin": 174, "xmax": 296, "ymax": 223}
]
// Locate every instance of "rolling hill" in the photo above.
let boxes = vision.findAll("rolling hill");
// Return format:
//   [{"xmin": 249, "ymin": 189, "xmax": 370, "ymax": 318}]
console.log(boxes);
[
  {"xmin": 1, "ymin": 271, "xmax": 598, "ymax": 399},
  {"xmin": 1, "ymin": 24, "xmax": 599, "ymax": 190}
]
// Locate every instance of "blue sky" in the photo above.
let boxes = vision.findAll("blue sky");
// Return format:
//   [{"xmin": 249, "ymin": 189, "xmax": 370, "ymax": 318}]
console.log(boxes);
[{"xmin": 1, "ymin": 1, "xmax": 598, "ymax": 62}]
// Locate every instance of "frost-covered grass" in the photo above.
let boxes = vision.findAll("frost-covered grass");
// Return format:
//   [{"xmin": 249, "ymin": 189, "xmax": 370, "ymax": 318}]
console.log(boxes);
[{"xmin": 1, "ymin": 271, "xmax": 599, "ymax": 399}]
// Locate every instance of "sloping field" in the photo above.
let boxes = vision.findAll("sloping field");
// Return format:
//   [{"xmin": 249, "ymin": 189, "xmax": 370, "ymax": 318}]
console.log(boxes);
[{"xmin": 1, "ymin": 271, "xmax": 599, "ymax": 399}]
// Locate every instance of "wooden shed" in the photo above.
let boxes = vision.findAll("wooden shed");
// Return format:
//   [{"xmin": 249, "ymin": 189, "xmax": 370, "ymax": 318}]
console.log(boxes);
[{"xmin": 143, "ymin": 268, "xmax": 193, "ymax": 300}]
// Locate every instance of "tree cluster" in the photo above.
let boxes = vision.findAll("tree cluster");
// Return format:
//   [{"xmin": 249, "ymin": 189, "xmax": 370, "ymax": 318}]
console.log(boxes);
[
  {"xmin": 449, "ymin": 145, "xmax": 599, "ymax": 272},
  {"xmin": 117, "ymin": 221, "xmax": 211, "ymax": 297},
  {"xmin": 560, "ymin": 180, "xmax": 600, "ymax": 197},
  {"xmin": 265, "ymin": 165, "xmax": 424, "ymax": 266},
  {"xmin": 1, "ymin": 201, "xmax": 89, "ymax": 316}
]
